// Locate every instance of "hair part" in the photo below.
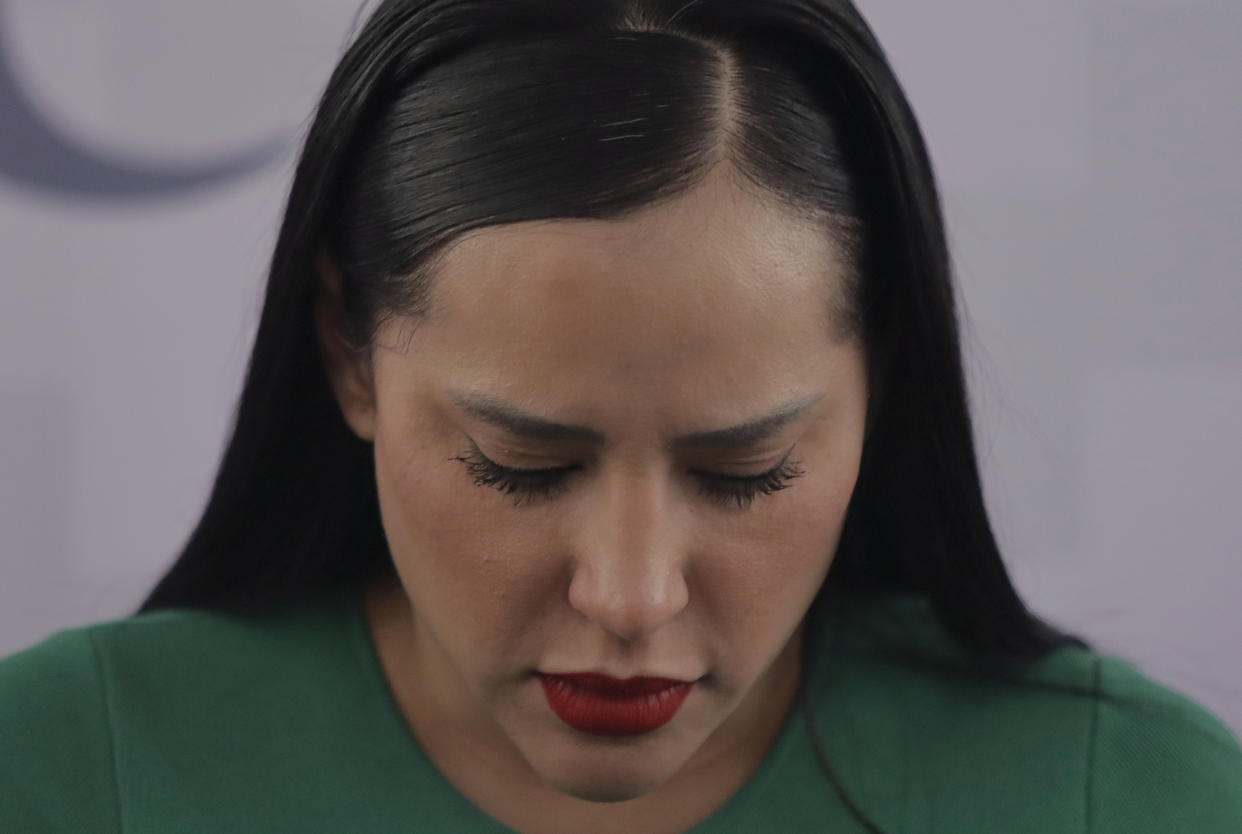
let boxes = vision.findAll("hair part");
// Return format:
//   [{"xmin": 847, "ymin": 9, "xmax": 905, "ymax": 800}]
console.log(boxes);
[{"xmin": 327, "ymin": 25, "xmax": 866, "ymax": 366}]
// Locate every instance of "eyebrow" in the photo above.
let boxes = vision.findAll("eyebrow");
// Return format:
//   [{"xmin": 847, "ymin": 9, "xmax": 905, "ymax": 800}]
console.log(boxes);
[{"xmin": 448, "ymin": 391, "xmax": 823, "ymax": 450}]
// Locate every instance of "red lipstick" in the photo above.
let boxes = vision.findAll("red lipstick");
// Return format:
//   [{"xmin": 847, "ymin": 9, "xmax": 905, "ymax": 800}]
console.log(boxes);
[{"xmin": 539, "ymin": 673, "xmax": 694, "ymax": 736}]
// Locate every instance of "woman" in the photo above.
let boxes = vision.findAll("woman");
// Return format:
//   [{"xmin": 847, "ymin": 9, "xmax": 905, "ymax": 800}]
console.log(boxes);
[{"xmin": 2, "ymin": 1, "xmax": 1239, "ymax": 831}]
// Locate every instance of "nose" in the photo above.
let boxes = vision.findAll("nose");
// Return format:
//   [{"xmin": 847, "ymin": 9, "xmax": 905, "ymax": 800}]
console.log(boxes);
[{"xmin": 567, "ymin": 463, "xmax": 690, "ymax": 642}]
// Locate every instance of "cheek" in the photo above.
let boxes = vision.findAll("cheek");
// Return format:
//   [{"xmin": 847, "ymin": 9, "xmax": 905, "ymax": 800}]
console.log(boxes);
[
  {"xmin": 693, "ymin": 457, "xmax": 855, "ymax": 647},
  {"xmin": 373, "ymin": 427, "xmax": 563, "ymax": 656}
]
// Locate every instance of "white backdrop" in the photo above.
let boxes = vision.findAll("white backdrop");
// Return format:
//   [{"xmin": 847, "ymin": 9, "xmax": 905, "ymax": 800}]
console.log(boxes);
[{"xmin": 1, "ymin": 0, "xmax": 1239, "ymax": 733}]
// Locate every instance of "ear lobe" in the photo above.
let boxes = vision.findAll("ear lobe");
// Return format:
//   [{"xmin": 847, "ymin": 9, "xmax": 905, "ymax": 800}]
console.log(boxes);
[{"xmin": 314, "ymin": 253, "xmax": 377, "ymax": 442}]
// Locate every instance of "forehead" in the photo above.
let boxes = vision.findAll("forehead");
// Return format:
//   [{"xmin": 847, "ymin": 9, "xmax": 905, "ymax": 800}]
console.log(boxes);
[
  {"xmin": 390, "ymin": 174, "xmax": 857, "ymax": 425},
  {"xmin": 428, "ymin": 172, "xmax": 841, "ymax": 323}
]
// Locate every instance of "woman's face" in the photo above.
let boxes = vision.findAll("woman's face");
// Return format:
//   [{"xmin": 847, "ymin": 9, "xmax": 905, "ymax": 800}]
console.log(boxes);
[{"xmin": 327, "ymin": 170, "xmax": 869, "ymax": 804}]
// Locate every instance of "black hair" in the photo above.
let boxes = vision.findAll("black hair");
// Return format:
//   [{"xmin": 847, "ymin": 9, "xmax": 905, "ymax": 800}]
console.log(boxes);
[{"xmin": 138, "ymin": 2, "xmax": 1088, "ymax": 829}]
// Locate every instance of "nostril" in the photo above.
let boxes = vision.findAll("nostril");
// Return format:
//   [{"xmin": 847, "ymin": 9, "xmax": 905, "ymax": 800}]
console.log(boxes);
[{"xmin": 567, "ymin": 559, "xmax": 689, "ymax": 641}]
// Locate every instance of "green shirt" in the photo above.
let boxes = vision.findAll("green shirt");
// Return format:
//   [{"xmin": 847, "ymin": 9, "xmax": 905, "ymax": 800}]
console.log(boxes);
[{"xmin": 2, "ymin": 585, "xmax": 1239, "ymax": 832}]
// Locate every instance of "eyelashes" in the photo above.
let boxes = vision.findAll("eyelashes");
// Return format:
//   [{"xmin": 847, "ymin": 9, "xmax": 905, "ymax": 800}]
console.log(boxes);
[
  {"xmin": 695, "ymin": 454, "xmax": 806, "ymax": 509},
  {"xmin": 450, "ymin": 444, "xmax": 576, "ymax": 506},
  {"xmin": 450, "ymin": 441, "xmax": 805, "ymax": 510}
]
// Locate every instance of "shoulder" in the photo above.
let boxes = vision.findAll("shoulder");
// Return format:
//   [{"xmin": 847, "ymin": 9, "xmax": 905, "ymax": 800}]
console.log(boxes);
[
  {"xmin": 816, "ymin": 593, "xmax": 1242, "ymax": 832},
  {"xmin": 0, "ymin": 625, "xmax": 120, "ymax": 833},
  {"xmin": 0, "ymin": 591, "xmax": 349, "ymax": 833},
  {"xmin": 1088, "ymin": 654, "xmax": 1242, "ymax": 832}
]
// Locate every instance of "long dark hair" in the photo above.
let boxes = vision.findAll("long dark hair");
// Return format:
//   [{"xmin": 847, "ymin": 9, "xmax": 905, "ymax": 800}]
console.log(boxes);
[{"xmin": 139, "ymin": 2, "xmax": 1084, "ymax": 827}]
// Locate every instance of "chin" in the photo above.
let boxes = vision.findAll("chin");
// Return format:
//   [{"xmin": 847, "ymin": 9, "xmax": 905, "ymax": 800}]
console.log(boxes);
[
  {"xmin": 544, "ymin": 770, "xmax": 665, "ymax": 804},
  {"xmin": 527, "ymin": 741, "xmax": 681, "ymax": 804}
]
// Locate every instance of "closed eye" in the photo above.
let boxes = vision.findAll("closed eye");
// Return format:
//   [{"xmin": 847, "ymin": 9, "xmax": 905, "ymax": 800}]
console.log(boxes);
[{"xmin": 450, "ymin": 442, "xmax": 804, "ymax": 509}]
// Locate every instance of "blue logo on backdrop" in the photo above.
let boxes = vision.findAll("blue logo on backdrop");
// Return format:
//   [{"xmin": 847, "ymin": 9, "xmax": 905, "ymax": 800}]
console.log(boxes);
[{"xmin": 0, "ymin": 3, "xmax": 288, "ymax": 199}]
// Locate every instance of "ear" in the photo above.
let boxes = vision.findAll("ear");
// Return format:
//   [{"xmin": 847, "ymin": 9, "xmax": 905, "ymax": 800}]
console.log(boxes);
[{"xmin": 314, "ymin": 252, "xmax": 377, "ymax": 442}]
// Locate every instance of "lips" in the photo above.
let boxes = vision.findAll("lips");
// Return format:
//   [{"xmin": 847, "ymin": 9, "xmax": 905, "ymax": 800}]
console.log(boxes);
[{"xmin": 539, "ymin": 673, "xmax": 695, "ymax": 736}]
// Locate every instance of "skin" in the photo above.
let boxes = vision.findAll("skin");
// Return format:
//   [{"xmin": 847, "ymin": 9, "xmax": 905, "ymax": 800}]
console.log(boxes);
[{"xmin": 317, "ymin": 167, "xmax": 870, "ymax": 834}]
